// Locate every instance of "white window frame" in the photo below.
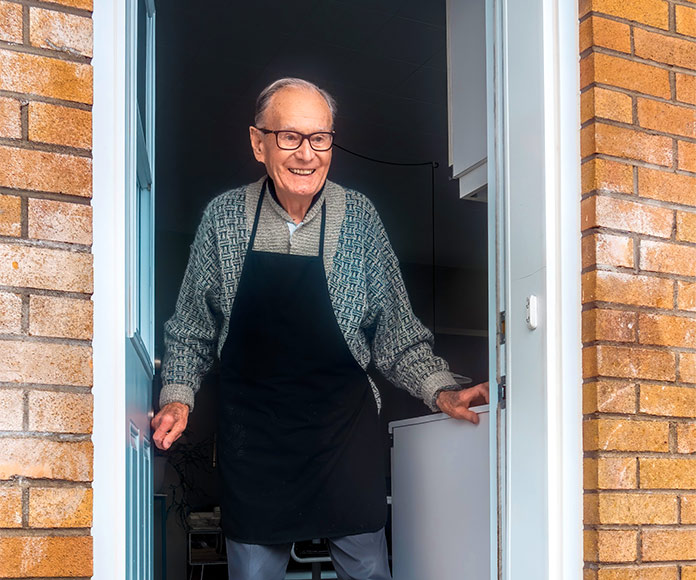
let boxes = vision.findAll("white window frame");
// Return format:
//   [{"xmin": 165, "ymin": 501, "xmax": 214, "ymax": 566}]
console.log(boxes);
[{"xmin": 91, "ymin": 1, "xmax": 581, "ymax": 578}]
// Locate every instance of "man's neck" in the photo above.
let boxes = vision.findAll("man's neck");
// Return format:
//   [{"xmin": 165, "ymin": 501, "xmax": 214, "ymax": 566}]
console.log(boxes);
[{"xmin": 268, "ymin": 179, "xmax": 323, "ymax": 224}]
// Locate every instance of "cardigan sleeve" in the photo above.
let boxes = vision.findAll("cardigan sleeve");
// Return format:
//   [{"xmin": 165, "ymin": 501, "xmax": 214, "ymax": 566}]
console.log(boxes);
[
  {"xmin": 160, "ymin": 204, "xmax": 223, "ymax": 411},
  {"xmin": 362, "ymin": 203, "xmax": 457, "ymax": 411}
]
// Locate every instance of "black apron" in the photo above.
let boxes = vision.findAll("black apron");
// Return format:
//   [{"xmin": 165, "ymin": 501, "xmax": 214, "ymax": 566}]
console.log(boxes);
[{"xmin": 217, "ymin": 182, "xmax": 387, "ymax": 545}]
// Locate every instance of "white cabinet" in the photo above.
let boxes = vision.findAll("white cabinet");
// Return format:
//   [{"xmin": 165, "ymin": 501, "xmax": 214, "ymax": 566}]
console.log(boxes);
[
  {"xmin": 390, "ymin": 407, "xmax": 490, "ymax": 579},
  {"xmin": 447, "ymin": 0, "xmax": 488, "ymax": 199}
]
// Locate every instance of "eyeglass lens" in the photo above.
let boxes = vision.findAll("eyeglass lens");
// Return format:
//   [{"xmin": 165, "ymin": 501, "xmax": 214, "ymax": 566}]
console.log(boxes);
[{"xmin": 276, "ymin": 131, "xmax": 333, "ymax": 151}]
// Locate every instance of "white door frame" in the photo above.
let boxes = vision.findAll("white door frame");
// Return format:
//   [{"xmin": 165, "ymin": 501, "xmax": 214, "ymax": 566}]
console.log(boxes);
[
  {"xmin": 91, "ymin": 1, "xmax": 581, "ymax": 579},
  {"xmin": 93, "ymin": 1, "xmax": 128, "ymax": 578}
]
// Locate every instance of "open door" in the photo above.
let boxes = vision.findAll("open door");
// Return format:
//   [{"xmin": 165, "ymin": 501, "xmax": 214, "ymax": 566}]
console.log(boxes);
[{"xmin": 125, "ymin": 0, "xmax": 156, "ymax": 578}]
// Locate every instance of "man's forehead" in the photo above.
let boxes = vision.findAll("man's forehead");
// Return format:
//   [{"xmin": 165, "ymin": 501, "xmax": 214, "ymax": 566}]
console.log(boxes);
[{"xmin": 266, "ymin": 88, "xmax": 332, "ymax": 122}]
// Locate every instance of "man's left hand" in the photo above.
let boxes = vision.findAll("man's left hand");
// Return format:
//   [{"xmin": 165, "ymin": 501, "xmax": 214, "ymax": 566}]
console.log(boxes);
[{"xmin": 436, "ymin": 381, "xmax": 489, "ymax": 424}]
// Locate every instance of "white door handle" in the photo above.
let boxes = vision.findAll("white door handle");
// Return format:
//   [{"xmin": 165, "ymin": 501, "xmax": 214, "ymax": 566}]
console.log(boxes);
[{"xmin": 526, "ymin": 295, "xmax": 538, "ymax": 330}]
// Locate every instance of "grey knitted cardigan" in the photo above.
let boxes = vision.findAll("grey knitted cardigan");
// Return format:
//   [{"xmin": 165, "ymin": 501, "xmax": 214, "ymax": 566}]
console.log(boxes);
[{"xmin": 160, "ymin": 177, "xmax": 456, "ymax": 412}]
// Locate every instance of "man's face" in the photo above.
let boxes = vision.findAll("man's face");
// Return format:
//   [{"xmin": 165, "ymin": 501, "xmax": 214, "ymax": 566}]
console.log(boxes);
[{"xmin": 249, "ymin": 87, "xmax": 333, "ymax": 199}]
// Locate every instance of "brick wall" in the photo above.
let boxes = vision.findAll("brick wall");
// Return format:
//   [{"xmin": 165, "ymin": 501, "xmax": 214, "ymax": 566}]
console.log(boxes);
[
  {"xmin": 581, "ymin": 0, "xmax": 696, "ymax": 578},
  {"xmin": 0, "ymin": 1, "xmax": 93, "ymax": 577}
]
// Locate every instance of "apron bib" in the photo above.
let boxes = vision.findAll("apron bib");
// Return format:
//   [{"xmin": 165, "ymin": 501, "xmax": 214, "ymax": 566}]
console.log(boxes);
[{"xmin": 217, "ymin": 181, "xmax": 387, "ymax": 545}]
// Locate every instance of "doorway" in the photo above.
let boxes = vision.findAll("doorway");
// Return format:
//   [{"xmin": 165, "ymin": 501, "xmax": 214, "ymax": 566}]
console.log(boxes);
[{"xmin": 153, "ymin": 1, "xmax": 488, "ymax": 578}]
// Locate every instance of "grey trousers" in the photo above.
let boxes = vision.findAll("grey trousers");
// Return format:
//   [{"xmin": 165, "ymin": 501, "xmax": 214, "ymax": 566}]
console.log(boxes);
[{"xmin": 225, "ymin": 528, "xmax": 392, "ymax": 580}]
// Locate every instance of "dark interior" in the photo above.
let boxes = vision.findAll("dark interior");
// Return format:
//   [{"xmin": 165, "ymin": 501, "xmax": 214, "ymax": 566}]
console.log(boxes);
[{"xmin": 153, "ymin": 1, "xmax": 488, "ymax": 577}]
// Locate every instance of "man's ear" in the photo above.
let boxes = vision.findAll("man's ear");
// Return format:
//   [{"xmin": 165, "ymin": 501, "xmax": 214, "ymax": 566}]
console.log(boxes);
[{"xmin": 249, "ymin": 126, "xmax": 266, "ymax": 163}]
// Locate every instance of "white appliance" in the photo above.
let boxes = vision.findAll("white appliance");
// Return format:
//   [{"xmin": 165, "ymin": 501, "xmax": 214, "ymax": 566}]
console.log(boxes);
[{"xmin": 390, "ymin": 406, "xmax": 490, "ymax": 579}]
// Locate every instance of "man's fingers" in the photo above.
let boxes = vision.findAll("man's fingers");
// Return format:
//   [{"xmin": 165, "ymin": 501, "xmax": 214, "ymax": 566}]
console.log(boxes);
[
  {"xmin": 152, "ymin": 414, "xmax": 178, "ymax": 450},
  {"xmin": 161, "ymin": 422, "xmax": 186, "ymax": 450},
  {"xmin": 151, "ymin": 402, "xmax": 190, "ymax": 450},
  {"xmin": 153, "ymin": 415, "xmax": 188, "ymax": 450},
  {"xmin": 453, "ymin": 406, "xmax": 479, "ymax": 424}
]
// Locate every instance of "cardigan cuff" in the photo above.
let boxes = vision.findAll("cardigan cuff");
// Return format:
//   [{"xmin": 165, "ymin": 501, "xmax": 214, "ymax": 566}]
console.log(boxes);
[
  {"xmin": 421, "ymin": 370, "xmax": 460, "ymax": 412},
  {"xmin": 159, "ymin": 384, "xmax": 195, "ymax": 412}
]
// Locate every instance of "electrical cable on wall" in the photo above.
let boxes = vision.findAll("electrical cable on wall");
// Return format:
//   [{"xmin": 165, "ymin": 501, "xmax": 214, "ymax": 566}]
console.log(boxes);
[{"xmin": 334, "ymin": 143, "xmax": 439, "ymax": 329}]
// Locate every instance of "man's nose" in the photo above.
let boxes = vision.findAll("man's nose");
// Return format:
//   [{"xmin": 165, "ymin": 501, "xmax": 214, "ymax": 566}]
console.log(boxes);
[{"xmin": 294, "ymin": 138, "xmax": 315, "ymax": 160}]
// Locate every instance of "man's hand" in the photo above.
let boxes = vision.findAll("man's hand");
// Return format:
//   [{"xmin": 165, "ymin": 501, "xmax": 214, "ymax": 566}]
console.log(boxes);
[
  {"xmin": 436, "ymin": 381, "xmax": 490, "ymax": 424},
  {"xmin": 151, "ymin": 402, "xmax": 190, "ymax": 450}
]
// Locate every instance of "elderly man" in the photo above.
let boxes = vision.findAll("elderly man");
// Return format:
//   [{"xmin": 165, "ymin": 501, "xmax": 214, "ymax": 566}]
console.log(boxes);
[{"xmin": 152, "ymin": 78, "xmax": 488, "ymax": 580}]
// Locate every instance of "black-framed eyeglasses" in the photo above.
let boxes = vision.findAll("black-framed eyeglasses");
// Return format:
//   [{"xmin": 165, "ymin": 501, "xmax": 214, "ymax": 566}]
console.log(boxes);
[{"xmin": 254, "ymin": 127, "xmax": 335, "ymax": 151}]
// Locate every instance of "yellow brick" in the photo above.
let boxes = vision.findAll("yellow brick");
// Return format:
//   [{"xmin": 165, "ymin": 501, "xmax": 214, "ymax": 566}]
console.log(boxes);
[
  {"xmin": 582, "ymin": 123, "xmax": 673, "ymax": 166},
  {"xmin": 641, "ymin": 240, "xmax": 696, "ymax": 277},
  {"xmin": 29, "ymin": 8, "xmax": 93, "ymax": 58},
  {"xmin": 586, "ymin": 493, "xmax": 677, "ymax": 524},
  {"xmin": 582, "ymin": 271, "xmax": 673, "ymax": 309},
  {"xmin": 638, "ymin": 98, "xmax": 696, "ymax": 139},
  {"xmin": 28, "ymin": 102, "xmax": 92, "ymax": 149},
  {"xmin": 0, "ymin": 291, "xmax": 22, "ymax": 334},
  {"xmin": 677, "ymin": 423, "xmax": 696, "ymax": 453},
  {"xmin": 676, "ymin": 4, "xmax": 696, "ymax": 38},
  {"xmin": 677, "ymin": 74, "xmax": 696, "ymax": 106},
  {"xmin": 638, "ymin": 313, "xmax": 696, "ymax": 349},
  {"xmin": 640, "ymin": 384, "xmax": 696, "ymax": 417},
  {"xmin": 0, "ymin": 96, "xmax": 21, "ymax": 139},
  {"xmin": 598, "ymin": 568, "xmax": 677, "ymax": 580},
  {"xmin": 585, "ymin": 457, "xmax": 638, "ymax": 490},
  {"xmin": 639, "ymin": 167, "xmax": 696, "ymax": 207},
  {"xmin": 0, "ymin": 193, "xmax": 21, "ymax": 237},
  {"xmin": 584, "ymin": 418, "xmax": 669, "ymax": 451},
  {"xmin": 684, "ymin": 353, "xmax": 696, "ymax": 384},
  {"xmin": 44, "ymin": 0, "xmax": 93, "ymax": 9},
  {"xmin": 685, "ymin": 567, "xmax": 696, "ymax": 580},
  {"xmin": 0, "ymin": 144, "xmax": 92, "ymax": 197},
  {"xmin": 583, "ymin": 309, "xmax": 637, "ymax": 343},
  {"xmin": 677, "ymin": 211, "xmax": 696, "ymax": 244},
  {"xmin": 642, "ymin": 529, "xmax": 696, "ymax": 561},
  {"xmin": 678, "ymin": 140, "xmax": 696, "ymax": 173},
  {"xmin": 635, "ymin": 28, "xmax": 696, "ymax": 72},
  {"xmin": 579, "ymin": 0, "xmax": 669, "ymax": 28},
  {"xmin": 0, "ymin": 341, "xmax": 92, "ymax": 387},
  {"xmin": 0, "ymin": 536, "xmax": 92, "ymax": 577},
  {"xmin": 584, "ymin": 87, "xmax": 634, "ymax": 123},
  {"xmin": 640, "ymin": 457, "xmax": 696, "ymax": 489},
  {"xmin": 28, "ymin": 487, "xmax": 92, "ymax": 527},
  {"xmin": 0, "ymin": 388, "xmax": 23, "ymax": 431},
  {"xmin": 681, "ymin": 495, "xmax": 696, "ymax": 523},
  {"xmin": 0, "ymin": 487, "xmax": 22, "ymax": 528},
  {"xmin": 29, "ymin": 295, "xmax": 93, "ymax": 339},
  {"xmin": 584, "ymin": 345, "xmax": 676, "ymax": 382},
  {"xmin": 581, "ymin": 53, "xmax": 671, "ymax": 99},
  {"xmin": 28, "ymin": 390, "xmax": 92, "ymax": 434},
  {"xmin": 585, "ymin": 529, "xmax": 638, "ymax": 563},
  {"xmin": 0, "ymin": 49, "xmax": 92, "ymax": 104},
  {"xmin": 582, "ymin": 158, "xmax": 634, "ymax": 195},
  {"xmin": 28, "ymin": 198, "xmax": 92, "ymax": 245},
  {"xmin": 582, "ymin": 195, "xmax": 673, "ymax": 237},
  {"xmin": 580, "ymin": 16, "xmax": 632, "ymax": 54},
  {"xmin": 584, "ymin": 381, "xmax": 637, "ymax": 414},
  {"xmin": 0, "ymin": 1, "xmax": 23, "ymax": 43},
  {"xmin": 678, "ymin": 282, "xmax": 696, "ymax": 312},
  {"xmin": 583, "ymin": 233, "xmax": 635, "ymax": 269},
  {"xmin": 0, "ymin": 438, "xmax": 92, "ymax": 481},
  {"xmin": 0, "ymin": 244, "xmax": 93, "ymax": 293}
]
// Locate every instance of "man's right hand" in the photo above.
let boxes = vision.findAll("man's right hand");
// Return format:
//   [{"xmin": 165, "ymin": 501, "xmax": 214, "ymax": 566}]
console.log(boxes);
[{"xmin": 151, "ymin": 402, "xmax": 190, "ymax": 450}]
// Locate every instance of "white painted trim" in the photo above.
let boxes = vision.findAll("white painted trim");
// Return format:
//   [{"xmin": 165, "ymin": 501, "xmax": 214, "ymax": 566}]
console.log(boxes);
[
  {"xmin": 547, "ymin": 0, "xmax": 583, "ymax": 577},
  {"xmin": 497, "ymin": 0, "xmax": 582, "ymax": 577},
  {"xmin": 92, "ymin": 1, "xmax": 128, "ymax": 579}
]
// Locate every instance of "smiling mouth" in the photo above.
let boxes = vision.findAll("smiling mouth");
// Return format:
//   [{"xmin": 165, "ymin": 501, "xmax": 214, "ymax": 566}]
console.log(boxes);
[{"xmin": 288, "ymin": 168, "xmax": 316, "ymax": 175}]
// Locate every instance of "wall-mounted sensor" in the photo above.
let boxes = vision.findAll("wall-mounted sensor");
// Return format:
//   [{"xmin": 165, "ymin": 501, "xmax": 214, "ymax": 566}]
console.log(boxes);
[{"xmin": 526, "ymin": 295, "xmax": 538, "ymax": 330}]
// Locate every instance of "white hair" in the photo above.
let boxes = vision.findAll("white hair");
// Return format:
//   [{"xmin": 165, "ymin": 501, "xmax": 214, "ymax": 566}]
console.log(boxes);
[{"xmin": 254, "ymin": 78, "xmax": 338, "ymax": 127}]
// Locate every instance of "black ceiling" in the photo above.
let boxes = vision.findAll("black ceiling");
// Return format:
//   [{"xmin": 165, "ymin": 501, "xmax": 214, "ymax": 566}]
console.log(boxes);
[{"xmin": 155, "ymin": 0, "xmax": 486, "ymax": 270}]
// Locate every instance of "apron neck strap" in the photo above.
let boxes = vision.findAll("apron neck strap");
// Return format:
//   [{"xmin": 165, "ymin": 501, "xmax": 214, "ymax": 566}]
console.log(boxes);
[{"xmin": 248, "ymin": 179, "xmax": 327, "ymax": 259}]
